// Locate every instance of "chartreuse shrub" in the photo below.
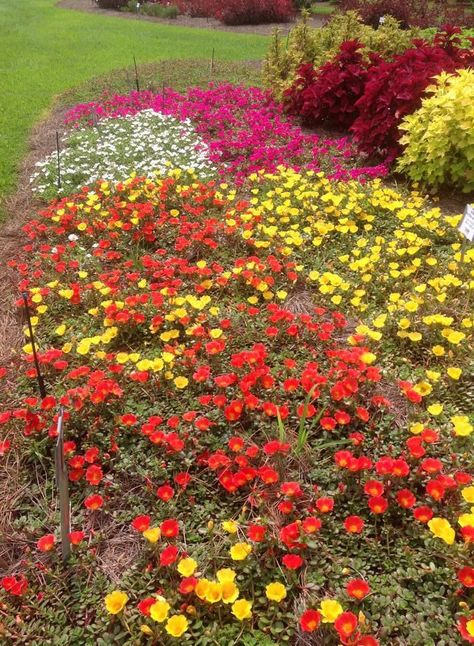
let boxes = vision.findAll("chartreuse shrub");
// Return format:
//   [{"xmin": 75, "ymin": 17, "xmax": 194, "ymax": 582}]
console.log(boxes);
[
  {"xmin": 397, "ymin": 70, "xmax": 474, "ymax": 193},
  {"xmin": 263, "ymin": 11, "xmax": 420, "ymax": 100}
]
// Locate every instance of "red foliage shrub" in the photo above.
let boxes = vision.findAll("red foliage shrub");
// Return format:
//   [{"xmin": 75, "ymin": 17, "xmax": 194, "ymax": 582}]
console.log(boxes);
[
  {"xmin": 176, "ymin": 0, "xmax": 294, "ymax": 22},
  {"xmin": 217, "ymin": 0, "xmax": 294, "ymax": 25},
  {"xmin": 351, "ymin": 28, "xmax": 474, "ymax": 159},
  {"xmin": 340, "ymin": 0, "xmax": 474, "ymax": 29},
  {"xmin": 284, "ymin": 41, "xmax": 380, "ymax": 128}
]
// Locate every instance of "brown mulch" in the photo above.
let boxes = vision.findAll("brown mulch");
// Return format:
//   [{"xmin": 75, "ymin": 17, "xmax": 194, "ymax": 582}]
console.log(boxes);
[
  {"xmin": 57, "ymin": 0, "xmax": 327, "ymax": 35},
  {"xmin": 0, "ymin": 107, "xmax": 70, "ymax": 371}
]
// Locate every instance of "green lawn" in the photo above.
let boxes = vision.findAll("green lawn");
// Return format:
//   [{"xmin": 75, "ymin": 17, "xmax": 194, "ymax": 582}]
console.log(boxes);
[
  {"xmin": 310, "ymin": 2, "xmax": 336, "ymax": 16},
  {"xmin": 0, "ymin": 0, "xmax": 268, "ymax": 217}
]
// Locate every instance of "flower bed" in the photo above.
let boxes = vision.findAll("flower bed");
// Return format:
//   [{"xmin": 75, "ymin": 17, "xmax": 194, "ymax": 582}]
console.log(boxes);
[
  {"xmin": 0, "ymin": 83, "xmax": 473, "ymax": 644},
  {"xmin": 61, "ymin": 84, "xmax": 388, "ymax": 187}
]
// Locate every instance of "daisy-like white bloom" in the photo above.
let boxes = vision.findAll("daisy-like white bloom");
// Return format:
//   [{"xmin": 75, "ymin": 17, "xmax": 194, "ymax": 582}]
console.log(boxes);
[{"xmin": 31, "ymin": 110, "xmax": 216, "ymax": 199}]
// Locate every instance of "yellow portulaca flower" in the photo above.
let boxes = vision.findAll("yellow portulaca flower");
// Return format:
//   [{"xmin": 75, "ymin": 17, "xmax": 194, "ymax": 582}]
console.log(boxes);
[
  {"xmin": 427, "ymin": 403, "xmax": 443, "ymax": 416},
  {"xmin": 458, "ymin": 513, "xmax": 474, "ymax": 528},
  {"xmin": 319, "ymin": 599, "xmax": 343, "ymax": 623},
  {"xmin": 150, "ymin": 598, "xmax": 170, "ymax": 623},
  {"xmin": 265, "ymin": 582, "xmax": 287, "ymax": 602},
  {"xmin": 451, "ymin": 416, "xmax": 472, "ymax": 437},
  {"xmin": 222, "ymin": 520, "xmax": 239, "ymax": 534},
  {"xmin": 428, "ymin": 518, "xmax": 455, "ymax": 545},
  {"xmin": 204, "ymin": 582, "xmax": 223, "ymax": 604},
  {"xmin": 467, "ymin": 619, "xmax": 474, "ymax": 637},
  {"xmin": 216, "ymin": 568, "xmax": 236, "ymax": 583},
  {"xmin": 230, "ymin": 542, "xmax": 252, "ymax": 561},
  {"xmin": 143, "ymin": 527, "xmax": 161, "ymax": 543},
  {"xmin": 410, "ymin": 422, "xmax": 424, "ymax": 435},
  {"xmin": 194, "ymin": 579, "xmax": 211, "ymax": 600},
  {"xmin": 104, "ymin": 590, "xmax": 129, "ymax": 614},
  {"xmin": 461, "ymin": 487, "xmax": 474, "ymax": 504},
  {"xmin": 173, "ymin": 376, "xmax": 189, "ymax": 389},
  {"xmin": 165, "ymin": 614, "xmax": 188, "ymax": 637},
  {"xmin": 231, "ymin": 598, "xmax": 252, "ymax": 621},
  {"xmin": 221, "ymin": 582, "xmax": 240, "ymax": 604},
  {"xmin": 413, "ymin": 381, "xmax": 432, "ymax": 396},
  {"xmin": 446, "ymin": 365, "xmax": 462, "ymax": 380},
  {"xmin": 177, "ymin": 558, "xmax": 197, "ymax": 577}
]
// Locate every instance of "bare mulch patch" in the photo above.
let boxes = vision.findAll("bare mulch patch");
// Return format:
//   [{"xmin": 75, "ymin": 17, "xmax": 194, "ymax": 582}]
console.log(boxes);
[{"xmin": 57, "ymin": 0, "xmax": 326, "ymax": 35}]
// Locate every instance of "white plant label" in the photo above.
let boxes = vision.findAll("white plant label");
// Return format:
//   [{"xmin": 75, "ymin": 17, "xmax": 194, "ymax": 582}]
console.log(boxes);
[{"xmin": 459, "ymin": 204, "xmax": 474, "ymax": 242}]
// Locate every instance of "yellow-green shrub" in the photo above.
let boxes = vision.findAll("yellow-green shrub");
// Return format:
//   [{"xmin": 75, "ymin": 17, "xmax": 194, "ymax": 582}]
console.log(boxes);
[
  {"xmin": 262, "ymin": 11, "xmax": 421, "ymax": 100},
  {"xmin": 397, "ymin": 70, "xmax": 474, "ymax": 193}
]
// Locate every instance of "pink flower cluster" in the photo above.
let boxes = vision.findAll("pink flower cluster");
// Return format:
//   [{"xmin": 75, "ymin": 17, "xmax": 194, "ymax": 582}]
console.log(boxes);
[{"xmin": 65, "ymin": 84, "xmax": 388, "ymax": 183}]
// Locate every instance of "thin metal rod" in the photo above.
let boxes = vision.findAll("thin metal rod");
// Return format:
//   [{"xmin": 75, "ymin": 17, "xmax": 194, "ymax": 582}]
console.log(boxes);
[
  {"xmin": 55, "ymin": 131, "xmax": 61, "ymax": 190},
  {"xmin": 133, "ymin": 54, "xmax": 140, "ymax": 92},
  {"xmin": 55, "ymin": 407, "xmax": 71, "ymax": 562},
  {"xmin": 21, "ymin": 292, "xmax": 46, "ymax": 398}
]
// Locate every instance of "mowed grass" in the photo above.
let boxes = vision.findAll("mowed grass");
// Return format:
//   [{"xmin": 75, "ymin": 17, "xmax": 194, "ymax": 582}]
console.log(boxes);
[
  {"xmin": 310, "ymin": 2, "xmax": 336, "ymax": 16},
  {"xmin": 0, "ymin": 0, "xmax": 268, "ymax": 218}
]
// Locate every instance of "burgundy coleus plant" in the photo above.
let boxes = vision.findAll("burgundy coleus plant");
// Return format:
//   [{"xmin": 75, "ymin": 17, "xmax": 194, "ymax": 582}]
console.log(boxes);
[{"xmin": 285, "ymin": 41, "xmax": 381, "ymax": 129}]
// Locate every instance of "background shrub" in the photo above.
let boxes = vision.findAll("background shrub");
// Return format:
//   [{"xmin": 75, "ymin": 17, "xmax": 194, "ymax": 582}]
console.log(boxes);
[
  {"xmin": 340, "ymin": 0, "xmax": 474, "ymax": 28},
  {"xmin": 217, "ymin": 0, "xmax": 295, "ymax": 25},
  {"xmin": 284, "ymin": 40, "xmax": 379, "ymax": 128},
  {"xmin": 97, "ymin": 0, "xmax": 129, "ymax": 8},
  {"xmin": 397, "ymin": 69, "xmax": 474, "ymax": 193},
  {"xmin": 141, "ymin": 2, "xmax": 179, "ymax": 18},
  {"xmin": 263, "ymin": 12, "xmax": 421, "ymax": 100}
]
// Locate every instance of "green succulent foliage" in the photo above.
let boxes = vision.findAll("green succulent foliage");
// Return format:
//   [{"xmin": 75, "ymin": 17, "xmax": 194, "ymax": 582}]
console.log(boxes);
[
  {"xmin": 397, "ymin": 70, "xmax": 474, "ymax": 193},
  {"xmin": 262, "ymin": 11, "xmax": 422, "ymax": 100}
]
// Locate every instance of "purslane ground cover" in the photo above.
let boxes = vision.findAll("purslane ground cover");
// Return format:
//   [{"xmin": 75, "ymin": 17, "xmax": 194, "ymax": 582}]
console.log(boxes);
[{"xmin": 1, "ymin": 82, "xmax": 473, "ymax": 645}]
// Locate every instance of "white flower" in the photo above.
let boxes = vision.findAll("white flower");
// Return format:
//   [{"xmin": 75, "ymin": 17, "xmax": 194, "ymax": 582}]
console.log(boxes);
[{"xmin": 31, "ymin": 110, "xmax": 217, "ymax": 198}]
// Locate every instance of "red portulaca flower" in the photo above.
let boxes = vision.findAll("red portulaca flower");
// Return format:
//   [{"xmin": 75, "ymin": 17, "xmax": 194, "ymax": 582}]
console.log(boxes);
[
  {"xmin": 282, "ymin": 554, "xmax": 304, "ymax": 570},
  {"xmin": 37, "ymin": 534, "xmax": 56, "ymax": 552},
  {"xmin": 1, "ymin": 575, "xmax": 28, "ymax": 596},
  {"xmin": 344, "ymin": 515, "xmax": 365, "ymax": 533},
  {"xmin": 413, "ymin": 506, "xmax": 433, "ymax": 523},
  {"xmin": 132, "ymin": 515, "xmax": 151, "ymax": 532},
  {"xmin": 335, "ymin": 611, "xmax": 358, "ymax": 638},
  {"xmin": 281, "ymin": 481, "xmax": 303, "ymax": 497},
  {"xmin": 160, "ymin": 544, "xmax": 179, "ymax": 566},
  {"xmin": 316, "ymin": 497, "xmax": 334, "ymax": 513},
  {"xmin": 368, "ymin": 496, "xmax": 388, "ymax": 514},
  {"xmin": 137, "ymin": 597, "xmax": 156, "ymax": 616},
  {"xmin": 247, "ymin": 524, "xmax": 266, "ymax": 542},
  {"xmin": 300, "ymin": 609, "xmax": 321, "ymax": 632},
  {"xmin": 84, "ymin": 494, "xmax": 104, "ymax": 510},
  {"xmin": 302, "ymin": 517, "xmax": 322, "ymax": 534},
  {"xmin": 157, "ymin": 484, "xmax": 175, "ymax": 502},
  {"xmin": 458, "ymin": 567, "xmax": 474, "ymax": 588},
  {"xmin": 160, "ymin": 518, "xmax": 179, "ymax": 538},
  {"xmin": 346, "ymin": 579, "xmax": 370, "ymax": 600},
  {"xmin": 68, "ymin": 531, "xmax": 85, "ymax": 545}
]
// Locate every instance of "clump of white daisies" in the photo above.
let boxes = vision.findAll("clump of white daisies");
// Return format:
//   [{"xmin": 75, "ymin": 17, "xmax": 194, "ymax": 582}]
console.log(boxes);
[{"xmin": 31, "ymin": 110, "xmax": 216, "ymax": 199}]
